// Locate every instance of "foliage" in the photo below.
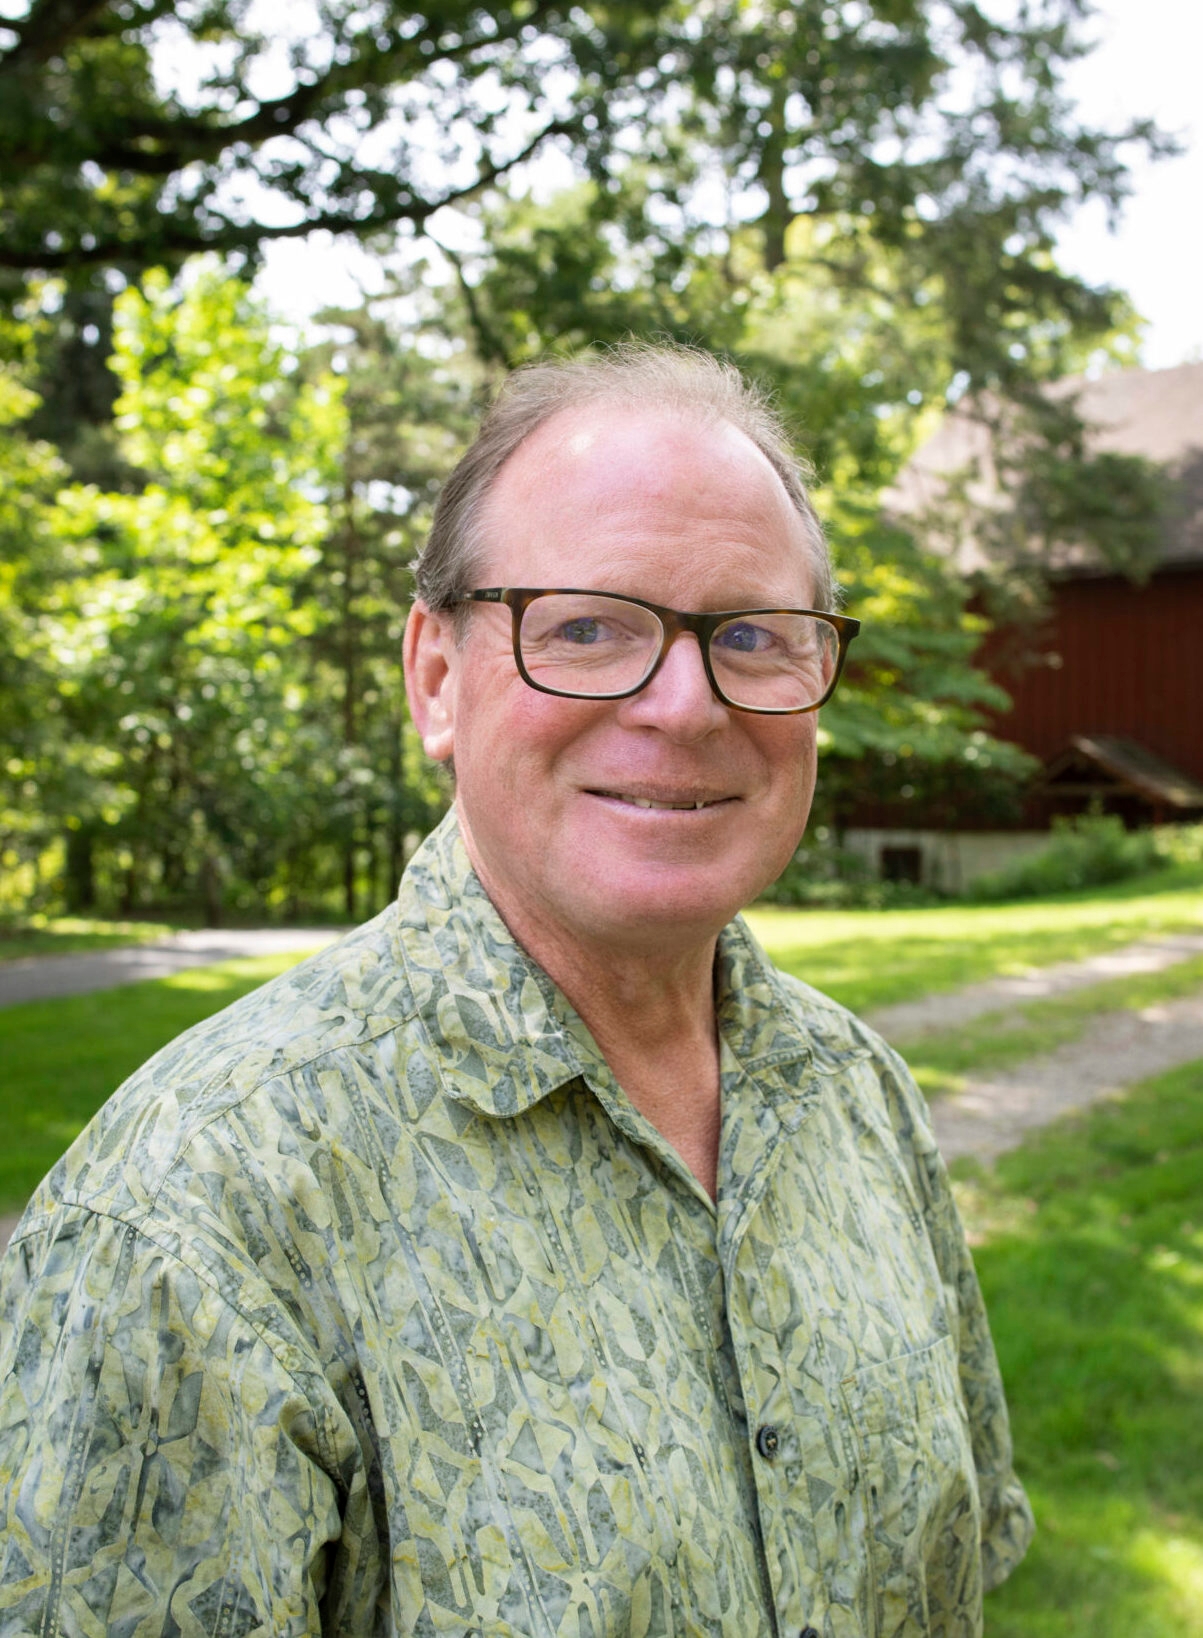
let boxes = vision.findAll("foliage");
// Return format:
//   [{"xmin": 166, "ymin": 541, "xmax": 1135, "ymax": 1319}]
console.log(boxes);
[
  {"xmin": 1152, "ymin": 822, "xmax": 1203, "ymax": 868},
  {"xmin": 295, "ymin": 274, "xmax": 480, "ymax": 914},
  {"xmin": 0, "ymin": 304, "xmax": 70, "ymax": 908},
  {"xmin": 43, "ymin": 267, "xmax": 345, "ymax": 916},
  {"xmin": 920, "ymin": 386, "xmax": 1175, "ymax": 592},
  {"xmin": 0, "ymin": 0, "xmax": 1162, "ymax": 306},
  {"xmin": 21, "ymin": 279, "xmax": 129, "ymax": 488},
  {"xmin": 0, "ymin": 0, "xmax": 1181, "ymax": 921},
  {"xmin": 2, "ymin": 266, "xmax": 450, "ymax": 921},
  {"xmin": 444, "ymin": 189, "xmax": 1050, "ymax": 813},
  {"xmin": 971, "ymin": 813, "xmax": 1167, "ymax": 901},
  {"xmin": 964, "ymin": 1059, "xmax": 1203, "ymax": 1637},
  {"xmin": 757, "ymin": 832, "xmax": 944, "ymax": 910}
]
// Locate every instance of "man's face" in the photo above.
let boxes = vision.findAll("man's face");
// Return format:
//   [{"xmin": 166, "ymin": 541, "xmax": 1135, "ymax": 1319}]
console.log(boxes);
[{"xmin": 406, "ymin": 404, "xmax": 821, "ymax": 961}]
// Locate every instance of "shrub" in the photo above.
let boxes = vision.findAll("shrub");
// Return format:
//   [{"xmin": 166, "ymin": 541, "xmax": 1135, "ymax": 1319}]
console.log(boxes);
[
  {"xmin": 758, "ymin": 841, "xmax": 943, "ymax": 909},
  {"xmin": 1154, "ymin": 820, "xmax": 1203, "ymax": 866},
  {"xmin": 970, "ymin": 813, "xmax": 1164, "ymax": 901}
]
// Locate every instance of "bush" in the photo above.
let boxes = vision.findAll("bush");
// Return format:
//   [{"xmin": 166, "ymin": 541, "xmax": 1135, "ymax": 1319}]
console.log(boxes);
[
  {"xmin": 1153, "ymin": 820, "xmax": 1203, "ymax": 866},
  {"xmin": 758, "ymin": 841, "xmax": 944, "ymax": 909},
  {"xmin": 970, "ymin": 813, "xmax": 1164, "ymax": 901}
]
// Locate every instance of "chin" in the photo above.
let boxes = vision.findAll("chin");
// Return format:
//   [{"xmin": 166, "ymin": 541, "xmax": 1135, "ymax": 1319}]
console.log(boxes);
[{"xmin": 578, "ymin": 862, "xmax": 755, "ymax": 940}]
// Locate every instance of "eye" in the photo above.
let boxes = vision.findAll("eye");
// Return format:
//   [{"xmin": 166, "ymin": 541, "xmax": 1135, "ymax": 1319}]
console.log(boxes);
[
  {"xmin": 556, "ymin": 616, "xmax": 607, "ymax": 645},
  {"xmin": 714, "ymin": 620, "xmax": 772, "ymax": 654}
]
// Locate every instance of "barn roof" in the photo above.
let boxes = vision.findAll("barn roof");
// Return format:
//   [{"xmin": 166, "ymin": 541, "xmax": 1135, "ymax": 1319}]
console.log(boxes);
[
  {"xmin": 885, "ymin": 361, "xmax": 1203, "ymax": 575},
  {"xmin": 1044, "ymin": 734, "xmax": 1203, "ymax": 813}
]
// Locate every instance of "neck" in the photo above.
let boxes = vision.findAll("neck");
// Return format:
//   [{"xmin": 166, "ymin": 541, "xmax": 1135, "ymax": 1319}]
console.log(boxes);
[{"xmin": 463, "ymin": 835, "xmax": 725, "ymax": 1200}]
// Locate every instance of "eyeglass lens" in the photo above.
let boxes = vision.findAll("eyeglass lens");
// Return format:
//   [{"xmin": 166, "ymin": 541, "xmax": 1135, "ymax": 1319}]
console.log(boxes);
[{"xmin": 518, "ymin": 593, "xmax": 839, "ymax": 711}]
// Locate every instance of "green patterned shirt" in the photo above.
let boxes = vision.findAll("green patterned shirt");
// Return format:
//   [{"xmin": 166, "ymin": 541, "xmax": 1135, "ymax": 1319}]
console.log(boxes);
[{"xmin": 0, "ymin": 811, "xmax": 1032, "ymax": 1636}]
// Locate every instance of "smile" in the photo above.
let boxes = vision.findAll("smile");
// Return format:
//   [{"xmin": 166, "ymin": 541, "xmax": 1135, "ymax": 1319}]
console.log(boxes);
[{"xmin": 592, "ymin": 791, "xmax": 730, "ymax": 811}]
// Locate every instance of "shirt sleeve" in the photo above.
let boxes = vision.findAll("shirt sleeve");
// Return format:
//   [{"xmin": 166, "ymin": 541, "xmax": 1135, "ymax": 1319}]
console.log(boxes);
[
  {"xmin": 874, "ymin": 1042, "xmax": 1036, "ymax": 1593},
  {"xmin": 0, "ymin": 1208, "xmax": 357, "ymax": 1636}
]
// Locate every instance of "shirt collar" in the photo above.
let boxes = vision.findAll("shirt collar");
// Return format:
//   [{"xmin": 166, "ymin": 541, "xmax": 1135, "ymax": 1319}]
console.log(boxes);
[{"xmin": 395, "ymin": 809, "xmax": 813, "ymax": 1121}]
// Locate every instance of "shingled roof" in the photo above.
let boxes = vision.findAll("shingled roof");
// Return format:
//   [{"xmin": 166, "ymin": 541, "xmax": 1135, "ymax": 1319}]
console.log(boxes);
[{"xmin": 885, "ymin": 361, "xmax": 1203, "ymax": 574}]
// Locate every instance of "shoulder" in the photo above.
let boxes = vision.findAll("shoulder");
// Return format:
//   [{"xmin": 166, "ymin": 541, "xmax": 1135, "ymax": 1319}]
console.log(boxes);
[
  {"xmin": 9, "ymin": 905, "xmax": 423, "ymax": 1251},
  {"xmin": 729, "ymin": 919, "xmax": 942, "ymax": 1178}
]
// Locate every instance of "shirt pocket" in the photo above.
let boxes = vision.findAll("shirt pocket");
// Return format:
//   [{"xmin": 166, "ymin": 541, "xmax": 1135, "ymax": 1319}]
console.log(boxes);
[{"xmin": 840, "ymin": 1334, "xmax": 983, "ymax": 1638}]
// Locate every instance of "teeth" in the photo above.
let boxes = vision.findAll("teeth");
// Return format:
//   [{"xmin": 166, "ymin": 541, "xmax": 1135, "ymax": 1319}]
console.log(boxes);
[{"xmin": 624, "ymin": 796, "xmax": 710, "ymax": 810}]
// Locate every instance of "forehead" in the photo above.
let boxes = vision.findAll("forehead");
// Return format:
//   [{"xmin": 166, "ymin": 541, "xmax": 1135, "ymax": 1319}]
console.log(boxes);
[{"xmin": 477, "ymin": 402, "xmax": 813, "ymax": 600}]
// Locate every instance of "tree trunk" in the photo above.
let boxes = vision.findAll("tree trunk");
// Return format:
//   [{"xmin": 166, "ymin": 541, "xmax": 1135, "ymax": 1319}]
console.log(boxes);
[
  {"xmin": 387, "ymin": 707, "xmax": 405, "ymax": 901},
  {"xmin": 341, "ymin": 466, "xmax": 359, "ymax": 923},
  {"xmin": 119, "ymin": 849, "xmax": 138, "ymax": 915},
  {"xmin": 64, "ymin": 827, "xmax": 96, "ymax": 912},
  {"xmin": 343, "ymin": 840, "xmax": 356, "ymax": 924},
  {"xmin": 757, "ymin": 84, "xmax": 792, "ymax": 273},
  {"xmin": 200, "ymin": 851, "xmax": 222, "ymax": 928}
]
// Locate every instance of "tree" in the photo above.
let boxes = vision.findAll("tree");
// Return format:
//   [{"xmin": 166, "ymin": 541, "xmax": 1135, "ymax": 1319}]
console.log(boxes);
[
  {"xmin": 1, "ymin": 265, "xmax": 463, "ymax": 922},
  {"xmin": 296, "ymin": 279, "xmax": 480, "ymax": 916},
  {"xmin": 0, "ymin": 0, "xmax": 663, "ymax": 277},
  {"xmin": 432, "ymin": 186, "xmax": 1090, "ymax": 809},
  {"xmin": 31, "ymin": 268, "xmax": 348, "ymax": 918},
  {"xmin": 0, "ymin": 0, "xmax": 1165, "ymax": 355},
  {"xmin": 0, "ymin": 303, "xmax": 73, "ymax": 912}
]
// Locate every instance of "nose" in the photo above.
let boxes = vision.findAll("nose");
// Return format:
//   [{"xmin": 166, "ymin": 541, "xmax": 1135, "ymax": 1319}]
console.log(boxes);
[{"xmin": 617, "ymin": 631, "xmax": 728, "ymax": 741}]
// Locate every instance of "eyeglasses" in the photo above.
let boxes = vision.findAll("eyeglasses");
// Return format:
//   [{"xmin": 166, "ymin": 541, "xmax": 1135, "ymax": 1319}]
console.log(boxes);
[{"xmin": 456, "ymin": 588, "xmax": 860, "ymax": 714}]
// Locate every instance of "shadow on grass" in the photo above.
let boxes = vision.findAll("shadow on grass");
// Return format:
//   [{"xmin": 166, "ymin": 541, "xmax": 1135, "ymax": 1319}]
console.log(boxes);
[
  {"xmin": 0, "ymin": 953, "xmax": 310, "ymax": 1215},
  {"xmin": 965, "ymin": 1059, "xmax": 1203, "ymax": 1637}
]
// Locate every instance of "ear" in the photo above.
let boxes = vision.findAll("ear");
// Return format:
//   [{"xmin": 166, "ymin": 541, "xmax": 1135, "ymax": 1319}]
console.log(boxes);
[{"xmin": 403, "ymin": 600, "xmax": 459, "ymax": 763}]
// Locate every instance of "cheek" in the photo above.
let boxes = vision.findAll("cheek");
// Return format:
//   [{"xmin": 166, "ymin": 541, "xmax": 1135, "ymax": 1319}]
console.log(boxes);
[
  {"xmin": 455, "ymin": 687, "xmax": 600, "ymax": 810},
  {"xmin": 503, "ymin": 693, "xmax": 612, "ymax": 767},
  {"xmin": 759, "ymin": 716, "xmax": 818, "ymax": 788}
]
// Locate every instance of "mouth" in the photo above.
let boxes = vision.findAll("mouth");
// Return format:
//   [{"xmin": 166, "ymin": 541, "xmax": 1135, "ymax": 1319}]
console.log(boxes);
[{"xmin": 589, "ymin": 789, "xmax": 735, "ymax": 812}]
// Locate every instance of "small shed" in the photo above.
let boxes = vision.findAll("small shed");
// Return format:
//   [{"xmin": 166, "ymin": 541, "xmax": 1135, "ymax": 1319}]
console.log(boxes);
[{"xmin": 1041, "ymin": 735, "xmax": 1203, "ymax": 826}]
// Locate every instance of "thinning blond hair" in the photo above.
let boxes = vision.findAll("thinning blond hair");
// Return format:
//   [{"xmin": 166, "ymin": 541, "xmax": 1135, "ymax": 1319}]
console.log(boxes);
[{"xmin": 415, "ymin": 341, "xmax": 835, "ymax": 615}]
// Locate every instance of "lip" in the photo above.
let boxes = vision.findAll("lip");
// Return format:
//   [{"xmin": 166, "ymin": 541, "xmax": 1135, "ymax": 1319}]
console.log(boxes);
[{"xmin": 586, "ymin": 787, "xmax": 738, "ymax": 813}]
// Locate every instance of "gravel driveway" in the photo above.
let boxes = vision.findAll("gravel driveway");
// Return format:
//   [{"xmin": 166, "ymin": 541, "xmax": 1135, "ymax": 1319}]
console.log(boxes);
[{"xmin": 862, "ymin": 931, "xmax": 1203, "ymax": 1166}]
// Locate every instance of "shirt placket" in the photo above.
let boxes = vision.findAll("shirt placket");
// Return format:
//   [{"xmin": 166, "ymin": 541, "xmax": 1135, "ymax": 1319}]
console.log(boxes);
[{"xmin": 717, "ymin": 1059, "xmax": 845, "ymax": 1638}]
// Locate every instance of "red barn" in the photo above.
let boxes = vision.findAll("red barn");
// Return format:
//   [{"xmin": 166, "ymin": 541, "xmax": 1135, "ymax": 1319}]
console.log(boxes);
[{"xmin": 845, "ymin": 362, "xmax": 1203, "ymax": 889}]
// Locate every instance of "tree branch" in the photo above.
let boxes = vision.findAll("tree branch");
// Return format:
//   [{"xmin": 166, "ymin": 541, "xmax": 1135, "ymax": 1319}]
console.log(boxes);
[
  {"xmin": 0, "ymin": 115, "xmax": 573, "ymax": 271},
  {"xmin": 2, "ymin": 0, "xmax": 110, "ymax": 67},
  {"xmin": 17, "ymin": 0, "xmax": 568, "ymax": 175},
  {"xmin": 428, "ymin": 234, "xmax": 513, "ymax": 369}
]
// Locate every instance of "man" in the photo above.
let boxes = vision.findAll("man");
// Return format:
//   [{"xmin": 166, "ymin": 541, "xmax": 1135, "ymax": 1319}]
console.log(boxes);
[{"xmin": 0, "ymin": 344, "xmax": 1032, "ymax": 1635}]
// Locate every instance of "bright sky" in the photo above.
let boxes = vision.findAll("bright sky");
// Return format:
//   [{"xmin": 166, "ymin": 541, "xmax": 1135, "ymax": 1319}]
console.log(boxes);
[
  {"xmin": 1054, "ymin": 0, "xmax": 1203, "ymax": 369},
  {"xmin": 255, "ymin": 0, "xmax": 1203, "ymax": 371}
]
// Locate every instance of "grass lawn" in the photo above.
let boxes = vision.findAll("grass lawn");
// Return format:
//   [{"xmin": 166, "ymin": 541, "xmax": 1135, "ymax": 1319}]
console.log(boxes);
[
  {"xmin": 0, "ymin": 952, "xmax": 312, "ymax": 1214},
  {"xmin": 0, "ymin": 915, "xmax": 186, "ymax": 961},
  {"xmin": 747, "ymin": 859, "xmax": 1203, "ymax": 1015},
  {"xmin": 966, "ymin": 1058, "xmax": 1203, "ymax": 1637},
  {"xmin": 2, "ymin": 867, "xmax": 1200, "ymax": 1215}
]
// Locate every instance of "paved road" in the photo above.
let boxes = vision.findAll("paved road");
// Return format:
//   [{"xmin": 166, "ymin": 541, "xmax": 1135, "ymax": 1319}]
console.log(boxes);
[{"xmin": 0, "ymin": 927, "xmax": 346, "ymax": 1008}]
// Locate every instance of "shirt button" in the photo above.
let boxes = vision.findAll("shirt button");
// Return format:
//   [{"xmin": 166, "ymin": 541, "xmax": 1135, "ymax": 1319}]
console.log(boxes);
[{"xmin": 755, "ymin": 1424, "xmax": 780, "ymax": 1459}]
